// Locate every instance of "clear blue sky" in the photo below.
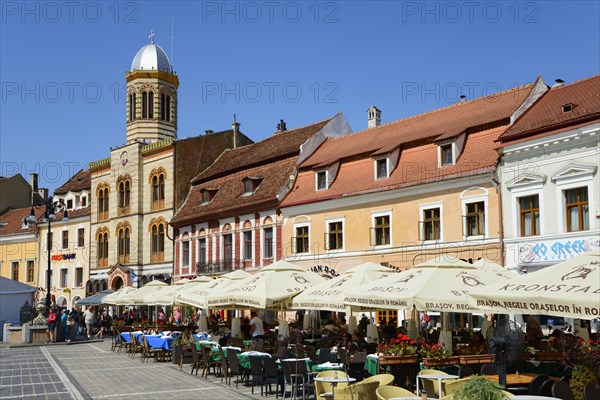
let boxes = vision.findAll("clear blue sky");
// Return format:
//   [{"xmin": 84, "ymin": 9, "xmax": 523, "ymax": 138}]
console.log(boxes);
[{"xmin": 1, "ymin": 1, "xmax": 599, "ymax": 191}]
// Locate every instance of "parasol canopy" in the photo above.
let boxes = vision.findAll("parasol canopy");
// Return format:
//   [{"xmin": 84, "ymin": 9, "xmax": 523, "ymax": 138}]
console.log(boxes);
[
  {"xmin": 467, "ymin": 250, "xmax": 600, "ymax": 320},
  {"xmin": 175, "ymin": 270, "xmax": 251, "ymax": 309},
  {"xmin": 76, "ymin": 290, "xmax": 114, "ymax": 306},
  {"xmin": 102, "ymin": 287, "xmax": 137, "ymax": 305},
  {"xmin": 292, "ymin": 262, "xmax": 396, "ymax": 311},
  {"xmin": 147, "ymin": 277, "xmax": 211, "ymax": 306},
  {"xmin": 115, "ymin": 280, "xmax": 169, "ymax": 306},
  {"xmin": 474, "ymin": 258, "xmax": 512, "ymax": 275},
  {"xmin": 206, "ymin": 260, "xmax": 325, "ymax": 310},
  {"xmin": 343, "ymin": 256, "xmax": 514, "ymax": 312}
]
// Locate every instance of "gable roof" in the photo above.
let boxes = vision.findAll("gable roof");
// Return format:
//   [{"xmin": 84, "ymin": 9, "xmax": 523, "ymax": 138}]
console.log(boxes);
[
  {"xmin": 0, "ymin": 206, "xmax": 45, "ymax": 236},
  {"xmin": 54, "ymin": 169, "xmax": 91, "ymax": 195},
  {"xmin": 498, "ymin": 74, "xmax": 600, "ymax": 143},
  {"xmin": 301, "ymin": 82, "xmax": 536, "ymax": 169},
  {"xmin": 191, "ymin": 117, "xmax": 334, "ymax": 184}
]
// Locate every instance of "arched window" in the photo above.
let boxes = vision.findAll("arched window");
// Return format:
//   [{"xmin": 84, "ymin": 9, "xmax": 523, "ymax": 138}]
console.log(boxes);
[
  {"xmin": 160, "ymin": 93, "xmax": 171, "ymax": 121},
  {"xmin": 128, "ymin": 93, "xmax": 136, "ymax": 121},
  {"xmin": 96, "ymin": 183, "xmax": 109, "ymax": 221},
  {"xmin": 117, "ymin": 223, "xmax": 131, "ymax": 263},
  {"xmin": 142, "ymin": 91, "xmax": 154, "ymax": 119},
  {"xmin": 142, "ymin": 92, "xmax": 147, "ymax": 119},
  {"xmin": 118, "ymin": 177, "xmax": 131, "ymax": 215},
  {"xmin": 149, "ymin": 168, "xmax": 166, "ymax": 210},
  {"xmin": 148, "ymin": 92, "xmax": 154, "ymax": 119},
  {"xmin": 150, "ymin": 219, "xmax": 166, "ymax": 262},
  {"xmin": 96, "ymin": 228, "xmax": 109, "ymax": 268}
]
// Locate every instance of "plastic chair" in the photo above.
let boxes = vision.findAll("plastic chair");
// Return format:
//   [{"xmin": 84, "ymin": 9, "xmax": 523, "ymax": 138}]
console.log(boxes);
[
  {"xmin": 361, "ymin": 373, "xmax": 395, "ymax": 387},
  {"xmin": 375, "ymin": 385, "xmax": 415, "ymax": 400},
  {"xmin": 255, "ymin": 339, "xmax": 264, "ymax": 352},
  {"xmin": 282, "ymin": 359, "xmax": 309, "ymax": 399},
  {"xmin": 419, "ymin": 369, "xmax": 452, "ymax": 398},
  {"xmin": 315, "ymin": 370, "xmax": 349, "ymax": 399},
  {"xmin": 480, "ymin": 363, "xmax": 498, "ymax": 375},
  {"xmin": 227, "ymin": 348, "xmax": 248, "ymax": 388},
  {"xmin": 263, "ymin": 356, "xmax": 283, "ymax": 398},
  {"xmin": 529, "ymin": 374, "xmax": 549, "ymax": 395},
  {"xmin": 189, "ymin": 344, "xmax": 202, "ymax": 376},
  {"xmin": 333, "ymin": 380, "xmax": 379, "ymax": 400},
  {"xmin": 249, "ymin": 355, "xmax": 265, "ymax": 395},
  {"xmin": 444, "ymin": 378, "xmax": 471, "ymax": 395},
  {"xmin": 337, "ymin": 348, "xmax": 349, "ymax": 366},
  {"xmin": 551, "ymin": 380, "xmax": 575, "ymax": 400},
  {"xmin": 584, "ymin": 381, "xmax": 600, "ymax": 400}
]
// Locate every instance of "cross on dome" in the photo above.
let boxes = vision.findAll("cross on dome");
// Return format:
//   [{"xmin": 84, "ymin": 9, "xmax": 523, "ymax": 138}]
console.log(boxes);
[{"xmin": 149, "ymin": 29, "xmax": 156, "ymax": 44}]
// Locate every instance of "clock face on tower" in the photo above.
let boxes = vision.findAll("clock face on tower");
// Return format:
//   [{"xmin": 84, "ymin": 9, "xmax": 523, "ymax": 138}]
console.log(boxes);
[{"xmin": 120, "ymin": 151, "xmax": 129, "ymax": 168}]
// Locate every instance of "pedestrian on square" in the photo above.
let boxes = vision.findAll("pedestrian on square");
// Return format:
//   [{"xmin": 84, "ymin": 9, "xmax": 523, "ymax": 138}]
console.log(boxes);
[
  {"xmin": 61, "ymin": 309, "xmax": 71, "ymax": 342},
  {"xmin": 83, "ymin": 307, "xmax": 95, "ymax": 340},
  {"xmin": 46, "ymin": 308, "xmax": 57, "ymax": 343},
  {"xmin": 249, "ymin": 311, "xmax": 264, "ymax": 341},
  {"xmin": 95, "ymin": 309, "xmax": 107, "ymax": 339}
]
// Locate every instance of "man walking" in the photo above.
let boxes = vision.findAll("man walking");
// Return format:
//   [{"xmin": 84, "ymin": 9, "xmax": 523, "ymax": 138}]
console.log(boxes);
[{"xmin": 83, "ymin": 307, "xmax": 95, "ymax": 340}]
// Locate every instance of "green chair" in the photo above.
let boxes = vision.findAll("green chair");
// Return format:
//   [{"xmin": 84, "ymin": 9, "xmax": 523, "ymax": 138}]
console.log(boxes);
[{"xmin": 376, "ymin": 385, "xmax": 417, "ymax": 400}]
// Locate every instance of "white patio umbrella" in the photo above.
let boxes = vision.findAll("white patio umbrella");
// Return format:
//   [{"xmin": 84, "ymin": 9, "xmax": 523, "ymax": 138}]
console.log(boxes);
[
  {"xmin": 116, "ymin": 280, "xmax": 169, "ymax": 306},
  {"xmin": 474, "ymin": 258, "xmax": 513, "ymax": 275},
  {"xmin": 344, "ymin": 256, "xmax": 514, "ymax": 312},
  {"xmin": 175, "ymin": 270, "xmax": 251, "ymax": 309},
  {"xmin": 76, "ymin": 289, "xmax": 114, "ymax": 306},
  {"xmin": 102, "ymin": 286, "xmax": 137, "ymax": 305},
  {"xmin": 292, "ymin": 262, "xmax": 396, "ymax": 312},
  {"xmin": 468, "ymin": 250, "xmax": 600, "ymax": 320},
  {"xmin": 206, "ymin": 260, "xmax": 325, "ymax": 310},
  {"xmin": 147, "ymin": 277, "xmax": 212, "ymax": 306}
]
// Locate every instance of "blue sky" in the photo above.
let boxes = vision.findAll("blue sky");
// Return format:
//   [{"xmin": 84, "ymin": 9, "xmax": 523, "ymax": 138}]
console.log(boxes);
[{"xmin": 1, "ymin": 1, "xmax": 599, "ymax": 191}]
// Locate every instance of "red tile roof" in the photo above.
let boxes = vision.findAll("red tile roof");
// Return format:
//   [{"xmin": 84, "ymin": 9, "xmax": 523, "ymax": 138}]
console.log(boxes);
[
  {"xmin": 54, "ymin": 169, "xmax": 91, "ymax": 195},
  {"xmin": 0, "ymin": 206, "xmax": 45, "ymax": 236},
  {"xmin": 301, "ymin": 82, "xmax": 536, "ymax": 169},
  {"xmin": 172, "ymin": 117, "xmax": 336, "ymax": 226},
  {"xmin": 191, "ymin": 117, "xmax": 333, "ymax": 184},
  {"xmin": 281, "ymin": 126, "xmax": 507, "ymax": 207},
  {"xmin": 498, "ymin": 74, "xmax": 600, "ymax": 143}
]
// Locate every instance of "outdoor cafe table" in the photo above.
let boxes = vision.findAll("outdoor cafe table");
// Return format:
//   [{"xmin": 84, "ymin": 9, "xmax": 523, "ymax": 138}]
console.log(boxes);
[
  {"xmin": 313, "ymin": 376, "xmax": 356, "ymax": 400},
  {"xmin": 209, "ymin": 346, "xmax": 242, "ymax": 361},
  {"xmin": 415, "ymin": 373, "xmax": 459, "ymax": 399},
  {"xmin": 238, "ymin": 351, "xmax": 272, "ymax": 369},
  {"xmin": 483, "ymin": 373, "xmax": 560, "ymax": 387},
  {"xmin": 144, "ymin": 335, "xmax": 174, "ymax": 350}
]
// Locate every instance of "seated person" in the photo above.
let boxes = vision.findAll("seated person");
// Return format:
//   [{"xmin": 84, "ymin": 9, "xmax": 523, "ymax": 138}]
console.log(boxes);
[
  {"xmin": 469, "ymin": 331, "xmax": 488, "ymax": 354},
  {"xmin": 548, "ymin": 329, "xmax": 563, "ymax": 349}
]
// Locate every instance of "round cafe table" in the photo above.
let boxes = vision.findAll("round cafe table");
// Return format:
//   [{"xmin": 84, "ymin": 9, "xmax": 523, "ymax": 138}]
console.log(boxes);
[
  {"xmin": 313, "ymin": 376, "xmax": 356, "ymax": 400},
  {"xmin": 415, "ymin": 373, "xmax": 459, "ymax": 399}
]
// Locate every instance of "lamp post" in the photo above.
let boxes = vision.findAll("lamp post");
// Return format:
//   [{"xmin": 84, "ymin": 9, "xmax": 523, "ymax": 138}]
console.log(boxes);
[{"xmin": 29, "ymin": 196, "xmax": 68, "ymax": 310}]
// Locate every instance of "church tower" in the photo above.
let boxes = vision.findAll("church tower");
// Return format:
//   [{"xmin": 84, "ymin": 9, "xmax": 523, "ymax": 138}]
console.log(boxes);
[{"xmin": 125, "ymin": 31, "xmax": 178, "ymax": 144}]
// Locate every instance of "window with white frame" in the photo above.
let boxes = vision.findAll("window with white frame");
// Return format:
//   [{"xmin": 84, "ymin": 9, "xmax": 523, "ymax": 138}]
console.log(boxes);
[
  {"xmin": 439, "ymin": 143, "xmax": 454, "ymax": 166},
  {"xmin": 326, "ymin": 219, "xmax": 344, "ymax": 251},
  {"xmin": 370, "ymin": 212, "xmax": 391, "ymax": 246},
  {"xmin": 294, "ymin": 225, "xmax": 310, "ymax": 254},
  {"xmin": 316, "ymin": 170, "xmax": 328, "ymax": 191},
  {"xmin": 182, "ymin": 240, "xmax": 190, "ymax": 268},
  {"xmin": 375, "ymin": 158, "xmax": 389, "ymax": 179},
  {"xmin": 464, "ymin": 201, "xmax": 486, "ymax": 237},
  {"xmin": 263, "ymin": 227, "xmax": 273, "ymax": 259},
  {"xmin": 75, "ymin": 267, "xmax": 83, "ymax": 287},
  {"xmin": 61, "ymin": 269, "xmax": 68, "ymax": 288},
  {"xmin": 198, "ymin": 237, "xmax": 207, "ymax": 266},
  {"xmin": 26, "ymin": 260, "xmax": 35, "ymax": 282},
  {"xmin": 11, "ymin": 261, "xmax": 19, "ymax": 281},
  {"xmin": 223, "ymin": 234, "xmax": 233, "ymax": 266},
  {"xmin": 419, "ymin": 203, "xmax": 443, "ymax": 241},
  {"xmin": 518, "ymin": 195, "xmax": 540, "ymax": 237},
  {"xmin": 243, "ymin": 231, "xmax": 253, "ymax": 260},
  {"xmin": 564, "ymin": 187, "xmax": 589, "ymax": 232}
]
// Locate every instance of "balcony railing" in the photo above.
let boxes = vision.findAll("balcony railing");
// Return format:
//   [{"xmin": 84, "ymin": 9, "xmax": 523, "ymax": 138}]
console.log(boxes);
[{"xmin": 196, "ymin": 259, "xmax": 244, "ymax": 275}]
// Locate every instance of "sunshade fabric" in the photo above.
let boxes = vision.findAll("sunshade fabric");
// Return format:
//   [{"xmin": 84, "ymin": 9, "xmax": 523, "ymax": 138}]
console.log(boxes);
[
  {"xmin": 474, "ymin": 258, "xmax": 511, "ymax": 274},
  {"xmin": 102, "ymin": 287, "xmax": 137, "ymax": 305},
  {"xmin": 76, "ymin": 290, "xmax": 114, "ymax": 306},
  {"xmin": 467, "ymin": 251, "xmax": 600, "ymax": 319},
  {"xmin": 292, "ymin": 262, "xmax": 396, "ymax": 311},
  {"xmin": 175, "ymin": 270, "xmax": 250, "ymax": 309},
  {"xmin": 206, "ymin": 261, "xmax": 325, "ymax": 310},
  {"xmin": 116, "ymin": 280, "xmax": 169, "ymax": 306},
  {"xmin": 343, "ymin": 256, "xmax": 513, "ymax": 312},
  {"xmin": 146, "ymin": 277, "xmax": 211, "ymax": 306}
]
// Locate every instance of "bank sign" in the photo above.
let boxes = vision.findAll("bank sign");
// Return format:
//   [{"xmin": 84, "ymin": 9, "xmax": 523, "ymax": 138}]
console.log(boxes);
[{"xmin": 516, "ymin": 236, "xmax": 599, "ymax": 264}]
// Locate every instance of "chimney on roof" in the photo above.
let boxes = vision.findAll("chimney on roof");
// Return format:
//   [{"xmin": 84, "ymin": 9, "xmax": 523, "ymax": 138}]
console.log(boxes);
[
  {"xmin": 553, "ymin": 79, "xmax": 565, "ymax": 88},
  {"xmin": 29, "ymin": 173, "xmax": 38, "ymax": 193},
  {"xmin": 459, "ymin": 95, "xmax": 467, "ymax": 102},
  {"xmin": 276, "ymin": 119, "xmax": 287, "ymax": 133},
  {"xmin": 367, "ymin": 105, "xmax": 381, "ymax": 129},
  {"xmin": 231, "ymin": 114, "xmax": 240, "ymax": 149},
  {"xmin": 205, "ymin": 129, "xmax": 214, "ymax": 135}
]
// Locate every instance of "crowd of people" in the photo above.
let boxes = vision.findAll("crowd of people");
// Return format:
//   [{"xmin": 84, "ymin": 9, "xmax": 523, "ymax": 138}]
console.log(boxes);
[{"xmin": 45, "ymin": 305, "xmax": 113, "ymax": 343}]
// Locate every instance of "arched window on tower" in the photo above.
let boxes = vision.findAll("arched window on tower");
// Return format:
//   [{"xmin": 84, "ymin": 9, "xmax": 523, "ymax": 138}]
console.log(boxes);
[
  {"xmin": 96, "ymin": 228, "xmax": 109, "ymax": 268},
  {"xmin": 161, "ymin": 93, "xmax": 171, "ymax": 122},
  {"xmin": 129, "ymin": 93, "xmax": 136, "ymax": 121},
  {"xmin": 148, "ymin": 91, "xmax": 154, "ymax": 119},
  {"xmin": 97, "ymin": 184, "xmax": 109, "ymax": 221},
  {"xmin": 118, "ymin": 225, "xmax": 131, "ymax": 264},
  {"xmin": 150, "ymin": 220, "xmax": 165, "ymax": 262},
  {"xmin": 150, "ymin": 168, "xmax": 166, "ymax": 210},
  {"xmin": 118, "ymin": 178, "xmax": 131, "ymax": 215},
  {"xmin": 142, "ymin": 92, "xmax": 147, "ymax": 119}
]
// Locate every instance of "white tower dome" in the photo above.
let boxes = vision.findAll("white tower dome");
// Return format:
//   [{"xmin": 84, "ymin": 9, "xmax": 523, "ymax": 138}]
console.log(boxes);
[{"xmin": 130, "ymin": 31, "xmax": 172, "ymax": 72}]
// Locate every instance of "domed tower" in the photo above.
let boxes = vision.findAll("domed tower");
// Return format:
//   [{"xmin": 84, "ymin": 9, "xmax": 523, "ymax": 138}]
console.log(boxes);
[{"xmin": 125, "ymin": 31, "xmax": 178, "ymax": 144}]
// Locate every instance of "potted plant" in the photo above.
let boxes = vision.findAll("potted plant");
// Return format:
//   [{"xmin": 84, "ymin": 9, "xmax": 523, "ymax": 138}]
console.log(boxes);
[
  {"xmin": 420, "ymin": 343, "xmax": 459, "ymax": 367},
  {"xmin": 452, "ymin": 375, "xmax": 508, "ymax": 400},
  {"xmin": 377, "ymin": 333, "xmax": 419, "ymax": 365},
  {"xmin": 457, "ymin": 346, "xmax": 495, "ymax": 365}
]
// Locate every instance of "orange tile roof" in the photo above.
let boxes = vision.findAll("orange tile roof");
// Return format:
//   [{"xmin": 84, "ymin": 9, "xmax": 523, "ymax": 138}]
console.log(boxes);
[
  {"xmin": 191, "ymin": 117, "xmax": 334, "ymax": 184},
  {"xmin": 499, "ymin": 74, "xmax": 600, "ymax": 142},
  {"xmin": 54, "ymin": 169, "xmax": 91, "ymax": 195},
  {"xmin": 301, "ymin": 82, "xmax": 536, "ymax": 169},
  {"xmin": 0, "ymin": 206, "xmax": 45, "ymax": 236},
  {"xmin": 281, "ymin": 126, "xmax": 506, "ymax": 207}
]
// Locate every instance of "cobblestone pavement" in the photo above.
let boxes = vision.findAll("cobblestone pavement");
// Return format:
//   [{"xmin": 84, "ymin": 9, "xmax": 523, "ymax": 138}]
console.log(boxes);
[{"xmin": 1, "ymin": 340, "xmax": 263, "ymax": 400}]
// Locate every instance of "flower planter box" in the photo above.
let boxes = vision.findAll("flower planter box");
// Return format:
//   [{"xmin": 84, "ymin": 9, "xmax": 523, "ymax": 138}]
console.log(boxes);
[
  {"xmin": 423, "ymin": 356, "xmax": 459, "ymax": 367},
  {"xmin": 534, "ymin": 352, "xmax": 565, "ymax": 362},
  {"xmin": 379, "ymin": 355, "xmax": 419, "ymax": 365},
  {"xmin": 459, "ymin": 354, "xmax": 495, "ymax": 365}
]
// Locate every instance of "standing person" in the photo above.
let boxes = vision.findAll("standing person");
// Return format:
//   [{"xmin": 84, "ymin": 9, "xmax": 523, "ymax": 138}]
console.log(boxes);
[
  {"xmin": 61, "ymin": 309, "xmax": 71, "ymax": 342},
  {"xmin": 83, "ymin": 307, "xmax": 95, "ymax": 340},
  {"xmin": 46, "ymin": 308, "xmax": 57, "ymax": 343},
  {"xmin": 95, "ymin": 309, "xmax": 107, "ymax": 339},
  {"xmin": 249, "ymin": 311, "xmax": 264, "ymax": 341},
  {"xmin": 70, "ymin": 308, "xmax": 79, "ymax": 338}
]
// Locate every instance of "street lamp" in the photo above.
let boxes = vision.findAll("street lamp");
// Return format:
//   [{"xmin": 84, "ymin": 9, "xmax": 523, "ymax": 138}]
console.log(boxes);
[{"xmin": 29, "ymin": 196, "xmax": 68, "ymax": 310}]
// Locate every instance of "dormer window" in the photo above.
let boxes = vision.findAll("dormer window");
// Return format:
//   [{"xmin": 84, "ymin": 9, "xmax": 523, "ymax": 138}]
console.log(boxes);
[
  {"xmin": 375, "ymin": 158, "xmax": 389, "ymax": 180},
  {"xmin": 242, "ymin": 177, "xmax": 262, "ymax": 196},
  {"xmin": 562, "ymin": 103, "xmax": 573, "ymax": 113},
  {"xmin": 316, "ymin": 170, "xmax": 328, "ymax": 191},
  {"xmin": 201, "ymin": 189, "xmax": 217, "ymax": 205},
  {"xmin": 440, "ymin": 143, "xmax": 454, "ymax": 166}
]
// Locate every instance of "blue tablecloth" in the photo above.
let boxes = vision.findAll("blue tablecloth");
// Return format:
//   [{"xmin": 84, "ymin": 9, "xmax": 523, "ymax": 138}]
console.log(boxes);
[
  {"xmin": 145, "ymin": 335, "xmax": 174, "ymax": 350},
  {"xmin": 120, "ymin": 332, "xmax": 144, "ymax": 343}
]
